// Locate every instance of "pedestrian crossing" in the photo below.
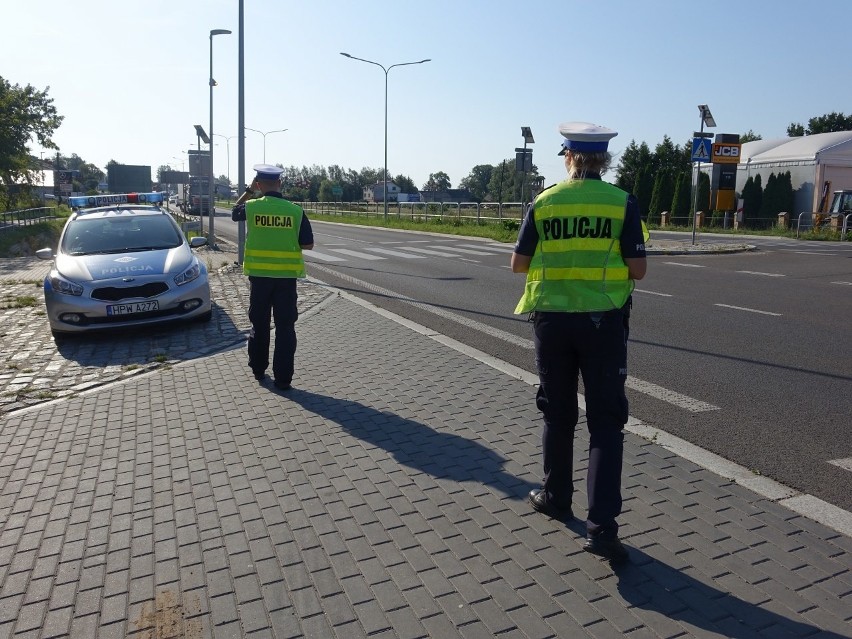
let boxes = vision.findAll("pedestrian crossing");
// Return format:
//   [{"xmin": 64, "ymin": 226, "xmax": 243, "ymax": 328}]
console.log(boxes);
[{"xmin": 305, "ymin": 241, "xmax": 514, "ymax": 263}]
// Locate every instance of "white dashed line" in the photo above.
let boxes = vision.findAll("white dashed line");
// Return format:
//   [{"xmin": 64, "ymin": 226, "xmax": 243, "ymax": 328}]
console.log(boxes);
[
  {"xmin": 626, "ymin": 376, "xmax": 720, "ymax": 412},
  {"xmin": 828, "ymin": 458, "xmax": 852, "ymax": 472},
  {"xmin": 634, "ymin": 289, "xmax": 673, "ymax": 297},
  {"xmin": 365, "ymin": 247, "xmax": 426, "ymax": 259},
  {"xmin": 737, "ymin": 271, "xmax": 785, "ymax": 277},
  {"xmin": 714, "ymin": 304, "xmax": 782, "ymax": 316},
  {"xmin": 664, "ymin": 262, "xmax": 706, "ymax": 268}
]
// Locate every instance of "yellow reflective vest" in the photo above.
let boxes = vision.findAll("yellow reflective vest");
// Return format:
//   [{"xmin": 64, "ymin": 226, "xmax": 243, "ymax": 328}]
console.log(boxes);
[
  {"xmin": 243, "ymin": 196, "xmax": 306, "ymax": 278},
  {"xmin": 514, "ymin": 179, "xmax": 634, "ymax": 314}
]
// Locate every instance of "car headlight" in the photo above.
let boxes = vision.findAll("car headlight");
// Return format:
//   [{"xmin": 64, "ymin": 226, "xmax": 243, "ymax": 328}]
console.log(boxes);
[
  {"xmin": 174, "ymin": 262, "xmax": 201, "ymax": 286},
  {"xmin": 48, "ymin": 272, "xmax": 83, "ymax": 296}
]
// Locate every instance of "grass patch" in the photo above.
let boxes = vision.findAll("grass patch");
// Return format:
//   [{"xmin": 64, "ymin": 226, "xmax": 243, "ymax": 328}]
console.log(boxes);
[
  {"xmin": 308, "ymin": 212, "xmax": 520, "ymax": 244},
  {"xmin": 1, "ymin": 295, "xmax": 39, "ymax": 309},
  {"xmin": 0, "ymin": 217, "xmax": 69, "ymax": 258}
]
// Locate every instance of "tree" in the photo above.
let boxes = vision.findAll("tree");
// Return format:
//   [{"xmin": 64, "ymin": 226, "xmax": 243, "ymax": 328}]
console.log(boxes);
[
  {"xmin": 0, "ymin": 76, "xmax": 63, "ymax": 186},
  {"xmin": 423, "ymin": 171, "xmax": 451, "ymax": 192},
  {"xmin": 459, "ymin": 164, "xmax": 494, "ymax": 202},
  {"xmin": 648, "ymin": 169, "xmax": 674, "ymax": 224},
  {"xmin": 670, "ymin": 171, "xmax": 691, "ymax": 221},
  {"xmin": 742, "ymin": 174, "xmax": 762, "ymax": 221},
  {"xmin": 695, "ymin": 172, "xmax": 711, "ymax": 215},
  {"xmin": 787, "ymin": 112, "xmax": 852, "ymax": 136},
  {"xmin": 632, "ymin": 165, "xmax": 654, "ymax": 218},
  {"xmin": 777, "ymin": 171, "xmax": 794, "ymax": 217},
  {"xmin": 391, "ymin": 174, "xmax": 415, "ymax": 194},
  {"xmin": 760, "ymin": 173, "xmax": 778, "ymax": 220},
  {"xmin": 614, "ymin": 140, "xmax": 652, "ymax": 193},
  {"xmin": 740, "ymin": 130, "xmax": 762, "ymax": 143},
  {"xmin": 318, "ymin": 179, "xmax": 335, "ymax": 202}
]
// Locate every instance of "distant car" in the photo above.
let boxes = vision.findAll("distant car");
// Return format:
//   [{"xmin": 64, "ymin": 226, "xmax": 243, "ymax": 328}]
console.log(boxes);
[
  {"xmin": 168, "ymin": 194, "xmax": 178, "ymax": 205},
  {"xmin": 36, "ymin": 192, "xmax": 212, "ymax": 338}
]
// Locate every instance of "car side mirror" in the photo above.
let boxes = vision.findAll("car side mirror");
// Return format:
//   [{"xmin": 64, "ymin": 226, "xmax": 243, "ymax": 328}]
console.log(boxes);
[
  {"xmin": 189, "ymin": 236, "xmax": 208, "ymax": 248},
  {"xmin": 36, "ymin": 248, "xmax": 54, "ymax": 260}
]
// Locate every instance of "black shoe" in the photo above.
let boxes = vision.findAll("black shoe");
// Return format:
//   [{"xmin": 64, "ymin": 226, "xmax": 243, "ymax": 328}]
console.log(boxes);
[
  {"xmin": 273, "ymin": 380, "xmax": 292, "ymax": 390},
  {"xmin": 583, "ymin": 533, "xmax": 629, "ymax": 564},
  {"xmin": 253, "ymin": 371, "xmax": 267, "ymax": 381},
  {"xmin": 528, "ymin": 489, "xmax": 573, "ymax": 519}
]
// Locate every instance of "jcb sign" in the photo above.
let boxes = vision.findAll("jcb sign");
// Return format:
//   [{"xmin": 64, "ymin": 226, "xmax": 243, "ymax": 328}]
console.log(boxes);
[{"xmin": 712, "ymin": 143, "xmax": 741, "ymax": 164}]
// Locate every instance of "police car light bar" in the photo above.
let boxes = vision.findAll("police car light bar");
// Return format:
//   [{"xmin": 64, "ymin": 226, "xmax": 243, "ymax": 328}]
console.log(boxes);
[{"xmin": 68, "ymin": 192, "xmax": 165, "ymax": 208}]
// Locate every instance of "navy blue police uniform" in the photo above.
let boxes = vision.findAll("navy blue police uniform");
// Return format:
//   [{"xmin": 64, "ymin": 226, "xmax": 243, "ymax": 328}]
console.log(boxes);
[
  {"xmin": 232, "ymin": 165, "xmax": 314, "ymax": 388},
  {"xmin": 514, "ymin": 122, "xmax": 647, "ymax": 563}
]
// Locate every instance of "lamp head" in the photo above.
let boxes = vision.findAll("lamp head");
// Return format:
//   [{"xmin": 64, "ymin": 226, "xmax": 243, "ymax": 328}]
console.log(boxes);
[{"xmin": 211, "ymin": 29, "xmax": 232, "ymax": 36}]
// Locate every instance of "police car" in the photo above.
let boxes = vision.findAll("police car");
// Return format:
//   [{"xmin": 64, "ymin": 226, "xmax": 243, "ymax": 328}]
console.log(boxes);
[{"xmin": 36, "ymin": 192, "xmax": 212, "ymax": 338}]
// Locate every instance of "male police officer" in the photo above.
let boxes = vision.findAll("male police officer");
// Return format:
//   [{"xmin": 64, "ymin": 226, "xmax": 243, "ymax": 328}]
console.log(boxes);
[
  {"xmin": 232, "ymin": 164, "xmax": 314, "ymax": 390},
  {"xmin": 511, "ymin": 122, "xmax": 647, "ymax": 563}
]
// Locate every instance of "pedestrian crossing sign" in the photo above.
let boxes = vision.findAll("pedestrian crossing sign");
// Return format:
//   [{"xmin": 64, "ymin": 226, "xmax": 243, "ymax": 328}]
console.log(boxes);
[{"xmin": 692, "ymin": 138, "xmax": 712, "ymax": 162}]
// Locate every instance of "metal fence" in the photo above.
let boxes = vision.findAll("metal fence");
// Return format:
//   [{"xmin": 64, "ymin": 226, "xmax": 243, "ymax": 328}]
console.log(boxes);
[
  {"xmin": 296, "ymin": 201, "xmax": 528, "ymax": 225},
  {"xmin": 0, "ymin": 207, "xmax": 58, "ymax": 229}
]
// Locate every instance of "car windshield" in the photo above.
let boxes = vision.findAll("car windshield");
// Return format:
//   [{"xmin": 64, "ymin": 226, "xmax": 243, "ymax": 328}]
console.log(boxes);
[{"xmin": 62, "ymin": 214, "xmax": 183, "ymax": 255}]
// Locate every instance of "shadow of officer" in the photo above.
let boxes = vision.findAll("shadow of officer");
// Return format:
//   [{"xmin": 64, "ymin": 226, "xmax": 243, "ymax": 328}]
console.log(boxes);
[
  {"xmin": 614, "ymin": 548, "xmax": 850, "ymax": 638},
  {"xmin": 280, "ymin": 387, "xmax": 538, "ymax": 501}
]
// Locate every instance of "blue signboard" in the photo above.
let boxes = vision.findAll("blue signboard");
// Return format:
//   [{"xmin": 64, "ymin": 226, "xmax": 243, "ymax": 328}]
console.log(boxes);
[{"xmin": 691, "ymin": 138, "xmax": 712, "ymax": 163}]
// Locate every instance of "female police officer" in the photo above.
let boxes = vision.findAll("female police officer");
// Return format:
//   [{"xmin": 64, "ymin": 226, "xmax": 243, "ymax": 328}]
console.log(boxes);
[{"xmin": 511, "ymin": 122, "xmax": 647, "ymax": 563}]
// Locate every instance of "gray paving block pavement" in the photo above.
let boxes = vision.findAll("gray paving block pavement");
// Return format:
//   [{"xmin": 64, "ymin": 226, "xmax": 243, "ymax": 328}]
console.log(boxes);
[{"xmin": 0, "ymin": 253, "xmax": 850, "ymax": 637}]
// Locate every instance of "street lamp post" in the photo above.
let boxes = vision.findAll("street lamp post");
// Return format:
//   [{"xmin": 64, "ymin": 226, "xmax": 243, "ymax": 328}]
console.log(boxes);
[
  {"xmin": 209, "ymin": 27, "xmax": 232, "ymax": 248},
  {"xmin": 245, "ymin": 127, "xmax": 288, "ymax": 164},
  {"xmin": 340, "ymin": 52, "xmax": 431, "ymax": 221},
  {"xmin": 213, "ymin": 134, "xmax": 236, "ymax": 192},
  {"xmin": 693, "ymin": 104, "xmax": 716, "ymax": 245}
]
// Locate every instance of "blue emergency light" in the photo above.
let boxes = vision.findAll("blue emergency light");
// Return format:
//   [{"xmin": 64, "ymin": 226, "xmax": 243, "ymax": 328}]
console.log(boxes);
[{"xmin": 68, "ymin": 192, "xmax": 165, "ymax": 208}]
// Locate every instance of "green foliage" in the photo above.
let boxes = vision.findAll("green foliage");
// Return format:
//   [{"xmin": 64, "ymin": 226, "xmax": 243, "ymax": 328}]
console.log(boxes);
[
  {"xmin": 0, "ymin": 76, "xmax": 63, "ymax": 186},
  {"xmin": 742, "ymin": 174, "xmax": 762, "ymax": 222},
  {"xmin": 760, "ymin": 173, "xmax": 778, "ymax": 220},
  {"xmin": 648, "ymin": 170, "xmax": 674, "ymax": 224},
  {"xmin": 459, "ymin": 164, "xmax": 494, "ymax": 202},
  {"xmin": 696, "ymin": 172, "xmax": 711, "ymax": 214},
  {"xmin": 614, "ymin": 140, "xmax": 652, "ymax": 193},
  {"xmin": 632, "ymin": 166, "xmax": 653, "ymax": 217},
  {"xmin": 787, "ymin": 111, "xmax": 852, "ymax": 136},
  {"xmin": 671, "ymin": 171, "xmax": 691, "ymax": 219},
  {"xmin": 423, "ymin": 171, "xmax": 452, "ymax": 192},
  {"xmin": 740, "ymin": 130, "xmax": 762, "ymax": 143}
]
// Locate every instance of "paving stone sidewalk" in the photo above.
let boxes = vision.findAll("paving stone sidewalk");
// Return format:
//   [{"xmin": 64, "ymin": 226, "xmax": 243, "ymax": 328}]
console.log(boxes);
[{"xmin": 0, "ymin": 286, "xmax": 850, "ymax": 638}]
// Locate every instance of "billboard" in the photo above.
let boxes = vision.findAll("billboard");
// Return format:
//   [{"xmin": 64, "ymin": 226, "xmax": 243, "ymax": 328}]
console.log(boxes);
[
  {"xmin": 107, "ymin": 165, "xmax": 152, "ymax": 193},
  {"xmin": 187, "ymin": 149, "xmax": 211, "ymax": 176},
  {"xmin": 160, "ymin": 170, "xmax": 190, "ymax": 184}
]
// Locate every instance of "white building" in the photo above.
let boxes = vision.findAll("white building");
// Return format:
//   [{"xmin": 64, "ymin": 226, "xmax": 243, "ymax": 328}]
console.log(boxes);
[
  {"xmin": 736, "ymin": 131, "xmax": 852, "ymax": 213},
  {"xmin": 363, "ymin": 182, "xmax": 400, "ymax": 203}
]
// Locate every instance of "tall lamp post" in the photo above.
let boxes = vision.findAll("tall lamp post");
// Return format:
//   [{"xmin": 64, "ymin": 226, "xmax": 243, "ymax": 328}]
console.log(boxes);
[
  {"xmin": 693, "ymin": 104, "xmax": 716, "ymax": 245},
  {"xmin": 245, "ymin": 127, "xmax": 288, "ymax": 163},
  {"xmin": 213, "ymin": 134, "xmax": 236, "ymax": 192},
  {"xmin": 209, "ymin": 27, "xmax": 232, "ymax": 248},
  {"xmin": 340, "ymin": 52, "xmax": 430, "ymax": 221}
]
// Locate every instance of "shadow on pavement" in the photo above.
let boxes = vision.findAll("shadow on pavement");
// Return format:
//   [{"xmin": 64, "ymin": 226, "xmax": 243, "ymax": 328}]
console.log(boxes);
[
  {"xmin": 614, "ymin": 548, "xmax": 849, "ymax": 638},
  {"xmin": 284, "ymin": 387, "xmax": 537, "ymax": 502}
]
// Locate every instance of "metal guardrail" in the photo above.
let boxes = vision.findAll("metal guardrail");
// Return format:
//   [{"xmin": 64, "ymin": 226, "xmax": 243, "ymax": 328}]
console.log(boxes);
[
  {"xmin": 297, "ymin": 201, "xmax": 529, "ymax": 224},
  {"xmin": 0, "ymin": 207, "xmax": 57, "ymax": 229},
  {"xmin": 796, "ymin": 212, "xmax": 850, "ymax": 240}
]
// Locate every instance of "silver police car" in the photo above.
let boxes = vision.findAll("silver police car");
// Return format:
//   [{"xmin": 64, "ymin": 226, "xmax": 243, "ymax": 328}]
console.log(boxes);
[{"xmin": 37, "ymin": 192, "xmax": 212, "ymax": 338}]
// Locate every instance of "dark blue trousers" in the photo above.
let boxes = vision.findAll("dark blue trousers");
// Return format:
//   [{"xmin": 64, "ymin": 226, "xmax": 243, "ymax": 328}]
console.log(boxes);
[
  {"xmin": 248, "ymin": 276, "xmax": 298, "ymax": 383},
  {"xmin": 533, "ymin": 308, "xmax": 629, "ymax": 536}
]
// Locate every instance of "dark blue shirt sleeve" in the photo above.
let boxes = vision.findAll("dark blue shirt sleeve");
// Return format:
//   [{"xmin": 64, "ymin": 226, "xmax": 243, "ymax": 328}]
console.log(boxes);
[
  {"xmin": 231, "ymin": 202, "xmax": 246, "ymax": 221},
  {"xmin": 513, "ymin": 204, "xmax": 538, "ymax": 256},
  {"xmin": 620, "ymin": 195, "xmax": 646, "ymax": 258},
  {"xmin": 299, "ymin": 212, "xmax": 313, "ymax": 246}
]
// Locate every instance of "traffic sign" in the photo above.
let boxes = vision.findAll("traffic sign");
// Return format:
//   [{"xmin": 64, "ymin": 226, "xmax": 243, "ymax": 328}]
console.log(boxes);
[{"xmin": 691, "ymin": 138, "xmax": 712, "ymax": 162}]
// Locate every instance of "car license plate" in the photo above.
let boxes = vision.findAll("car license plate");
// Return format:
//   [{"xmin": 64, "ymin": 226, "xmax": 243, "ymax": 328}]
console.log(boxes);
[{"xmin": 106, "ymin": 301, "xmax": 159, "ymax": 316}]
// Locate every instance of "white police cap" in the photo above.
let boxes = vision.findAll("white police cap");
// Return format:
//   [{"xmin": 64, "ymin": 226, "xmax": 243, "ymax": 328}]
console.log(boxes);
[
  {"xmin": 557, "ymin": 122, "xmax": 618, "ymax": 156},
  {"xmin": 253, "ymin": 164, "xmax": 285, "ymax": 180}
]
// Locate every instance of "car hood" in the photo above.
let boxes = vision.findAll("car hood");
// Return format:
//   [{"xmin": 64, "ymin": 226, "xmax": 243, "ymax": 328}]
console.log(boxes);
[{"xmin": 54, "ymin": 246, "xmax": 194, "ymax": 282}]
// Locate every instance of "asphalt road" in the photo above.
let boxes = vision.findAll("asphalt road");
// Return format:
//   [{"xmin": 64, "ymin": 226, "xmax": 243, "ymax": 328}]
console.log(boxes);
[{"xmin": 208, "ymin": 209, "xmax": 852, "ymax": 511}]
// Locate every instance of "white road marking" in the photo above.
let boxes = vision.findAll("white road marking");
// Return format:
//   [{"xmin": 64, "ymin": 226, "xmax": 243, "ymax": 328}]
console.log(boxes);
[
  {"xmin": 634, "ymin": 289, "xmax": 673, "ymax": 297},
  {"xmin": 401, "ymin": 247, "xmax": 463, "ymax": 258},
  {"xmin": 664, "ymin": 262, "xmax": 706, "ymax": 268},
  {"xmin": 737, "ymin": 270, "xmax": 785, "ymax": 277},
  {"xmin": 828, "ymin": 458, "xmax": 852, "ymax": 472},
  {"xmin": 458, "ymin": 243, "xmax": 514, "ymax": 252},
  {"xmin": 792, "ymin": 251, "xmax": 836, "ymax": 256},
  {"xmin": 626, "ymin": 377, "xmax": 720, "ymax": 412},
  {"xmin": 714, "ymin": 303, "xmax": 782, "ymax": 316},
  {"xmin": 431, "ymin": 246, "xmax": 497, "ymax": 256},
  {"xmin": 303, "ymin": 250, "xmax": 346, "ymax": 262},
  {"xmin": 328, "ymin": 248, "xmax": 386, "ymax": 260},
  {"xmin": 365, "ymin": 247, "xmax": 426, "ymax": 259},
  {"xmin": 307, "ymin": 263, "xmax": 723, "ymax": 414},
  {"xmin": 831, "ymin": 281, "xmax": 852, "ymax": 286}
]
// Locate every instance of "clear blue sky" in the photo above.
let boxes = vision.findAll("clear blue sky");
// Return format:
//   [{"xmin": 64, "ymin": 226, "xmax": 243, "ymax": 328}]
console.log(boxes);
[{"xmin": 5, "ymin": 0, "xmax": 851, "ymax": 190}]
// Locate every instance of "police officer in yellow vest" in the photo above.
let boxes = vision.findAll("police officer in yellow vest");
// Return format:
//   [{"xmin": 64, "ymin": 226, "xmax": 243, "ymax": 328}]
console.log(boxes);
[
  {"xmin": 232, "ymin": 164, "xmax": 314, "ymax": 390},
  {"xmin": 511, "ymin": 122, "xmax": 647, "ymax": 563}
]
